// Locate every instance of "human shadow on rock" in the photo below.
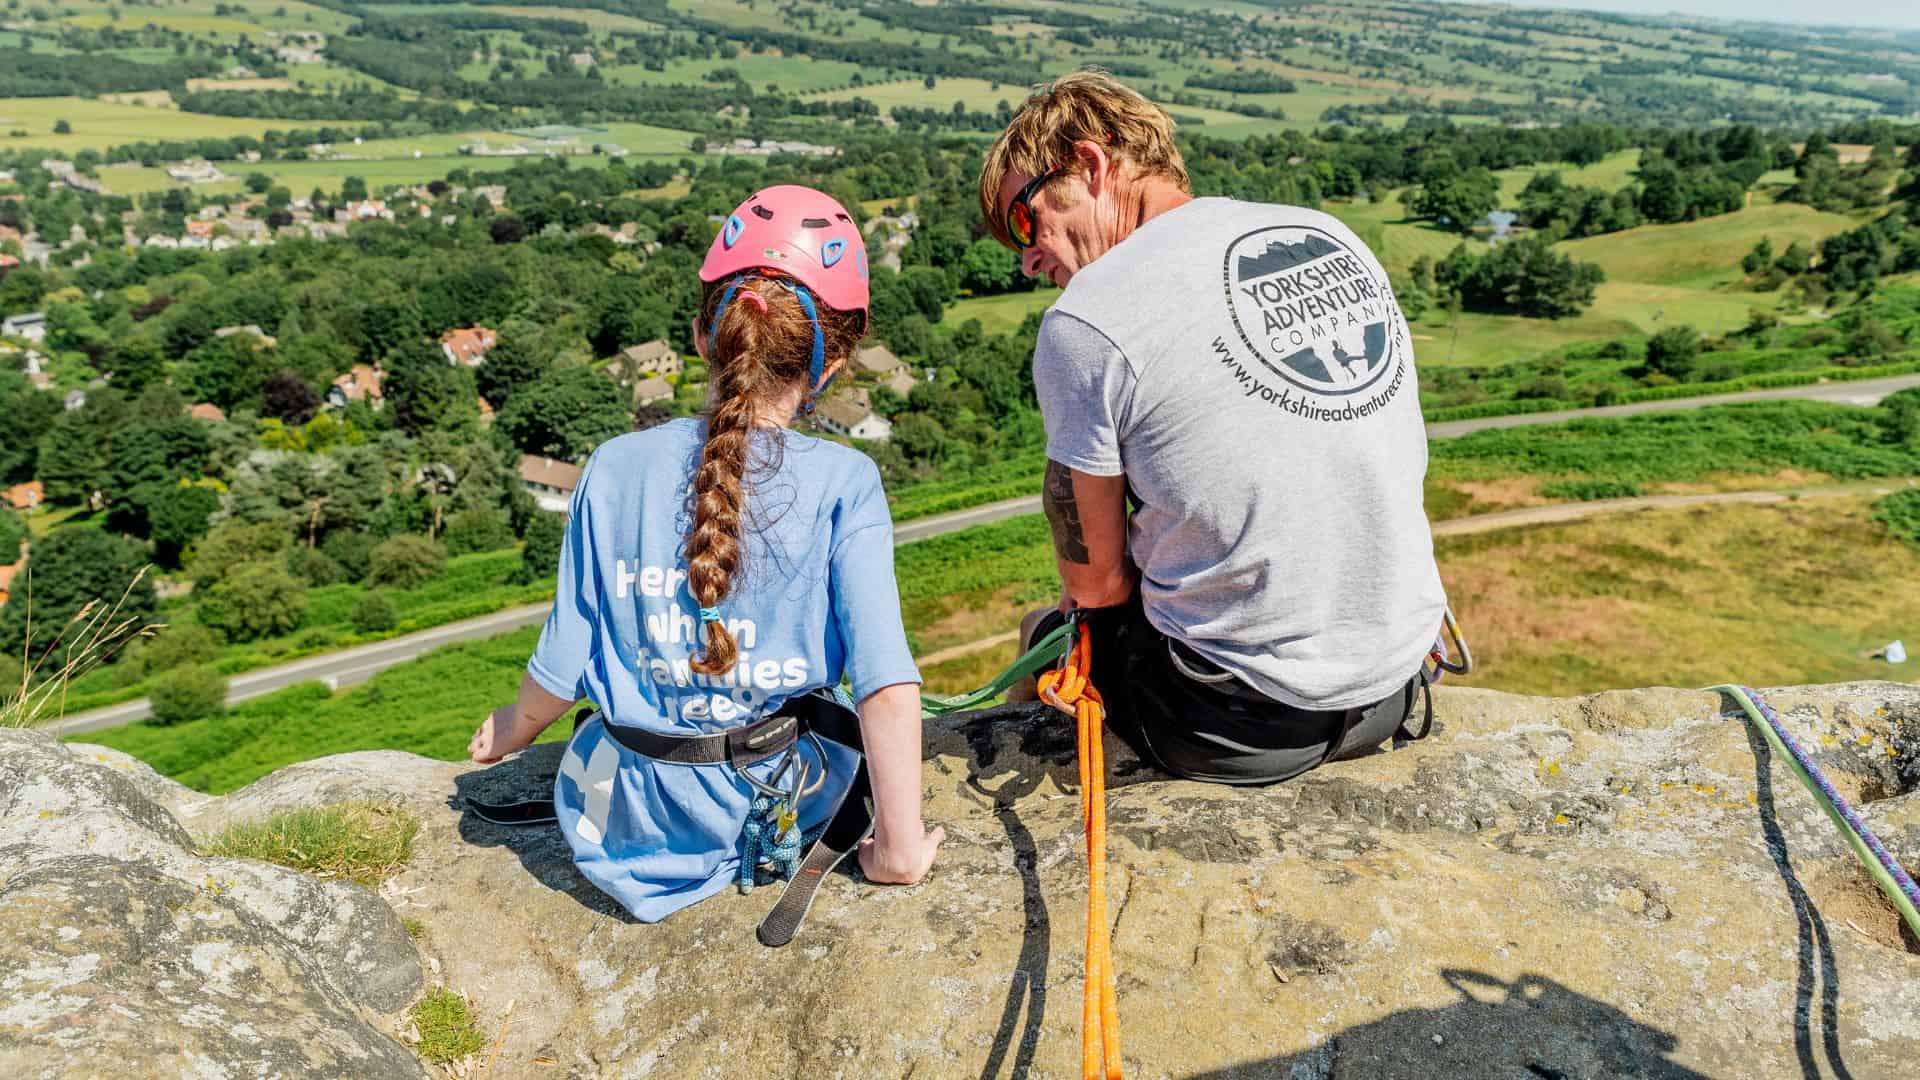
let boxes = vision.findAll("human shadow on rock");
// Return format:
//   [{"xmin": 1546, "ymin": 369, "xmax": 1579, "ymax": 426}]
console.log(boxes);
[
  {"xmin": 1182, "ymin": 970, "xmax": 1710, "ymax": 1080},
  {"xmin": 447, "ymin": 738, "xmax": 636, "ymax": 921}
]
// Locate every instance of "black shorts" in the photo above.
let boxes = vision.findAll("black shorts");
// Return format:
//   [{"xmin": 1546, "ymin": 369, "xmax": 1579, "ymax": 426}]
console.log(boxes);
[{"xmin": 1028, "ymin": 596, "xmax": 1423, "ymax": 786}]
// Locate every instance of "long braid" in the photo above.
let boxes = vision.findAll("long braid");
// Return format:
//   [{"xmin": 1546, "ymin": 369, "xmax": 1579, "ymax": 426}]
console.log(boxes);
[{"xmin": 684, "ymin": 276, "xmax": 864, "ymax": 675}]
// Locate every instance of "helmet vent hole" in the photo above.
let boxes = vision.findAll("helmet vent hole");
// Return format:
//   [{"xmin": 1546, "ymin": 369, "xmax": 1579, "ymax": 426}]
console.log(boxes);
[
  {"xmin": 835, "ymin": 213, "xmax": 852, "ymax": 223},
  {"xmin": 801, "ymin": 217, "xmax": 830, "ymax": 228},
  {"xmin": 751, "ymin": 205, "xmax": 776, "ymax": 220}
]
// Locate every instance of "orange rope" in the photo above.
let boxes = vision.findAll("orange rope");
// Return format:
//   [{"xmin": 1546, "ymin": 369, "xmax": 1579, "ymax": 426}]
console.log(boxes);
[{"xmin": 1037, "ymin": 623, "xmax": 1122, "ymax": 1080}]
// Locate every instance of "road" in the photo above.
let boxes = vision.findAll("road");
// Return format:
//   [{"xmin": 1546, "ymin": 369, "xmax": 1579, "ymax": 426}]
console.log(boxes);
[{"xmin": 49, "ymin": 374, "xmax": 1920, "ymax": 737}]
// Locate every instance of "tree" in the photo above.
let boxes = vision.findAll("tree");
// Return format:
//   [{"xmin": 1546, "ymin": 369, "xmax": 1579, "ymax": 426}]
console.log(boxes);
[
  {"xmin": 196, "ymin": 564, "xmax": 308, "ymax": 642},
  {"xmin": 957, "ymin": 236, "xmax": 1024, "ymax": 295},
  {"xmin": 147, "ymin": 665, "xmax": 227, "ymax": 726},
  {"xmin": 1409, "ymin": 167, "xmax": 1499, "ymax": 232},
  {"xmin": 384, "ymin": 339, "xmax": 479, "ymax": 435},
  {"xmin": 496, "ymin": 366, "xmax": 629, "ymax": 459},
  {"xmin": 443, "ymin": 507, "xmax": 515, "ymax": 555},
  {"xmin": 1741, "ymin": 238, "xmax": 1774, "ymax": 275},
  {"xmin": 341, "ymin": 175, "xmax": 369, "ymax": 202},
  {"xmin": 368, "ymin": 534, "xmax": 446, "ymax": 589},
  {"xmin": 351, "ymin": 591, "xmax": 399, "ymax": 634},
  {"xmin": 513, "ymin": 511, "xmax": 565, "ymax": 584},
  {"xmin": 37, "ymin": 409, "xmax": 112, "ymax": 507},
  {"xmin": 261, "ymin": 369, "xmax": 321, "ymax": 425},
  {"xmin": 0, "ymin": 375, "xmax": 60, "ymax": 483},
  {"xmin": 475, "ymin": 319, "xmax": 554, "ymax": 409},
  {"xmin": 1433, "ymin": 236, "xmax": 1604, "ymax": 320},
  {"xmin": 146, "ymin": 483, "xmax": 222, "ymax": 568},
  {"xmin": 0, "ymin": 505, "xmax": 22, "ymax": 563},
  {"xmin": 0, "ymin": 527, "xmax": 157, "ymax": 663},
  {"xmin": 323, "ymin": 530, "xmax": 377, "ymax": 582},
  {"xmin": 490, "ymin": 214, "xmax": 527, "ymax": 244},
  {"xmin": 1643, "ymin": 326, "xmax": 1701, "ymax": 382},
  {"xmin": 188, "ymin": 519, "xmax": 292, "ymax": 588},
  {"xmin": 53, "ymin": 118, "xmax": 70, "ymax": 134}
]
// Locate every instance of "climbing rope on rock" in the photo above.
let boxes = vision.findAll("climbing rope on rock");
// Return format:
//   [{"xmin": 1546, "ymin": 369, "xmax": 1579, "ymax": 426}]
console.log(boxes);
[
  {"xmin": 1712, "ymin": 684, "xmax": 1920, "ymax": 941},
  {"xmin": 1038, "ymin": 621, "xmax": 1123, "ymax": 1080}
]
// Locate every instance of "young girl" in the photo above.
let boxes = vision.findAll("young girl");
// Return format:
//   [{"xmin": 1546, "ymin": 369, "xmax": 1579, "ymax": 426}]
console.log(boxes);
[{"xmin": 466, "ymin": 185, "xmax": 942, "ymax": 922}]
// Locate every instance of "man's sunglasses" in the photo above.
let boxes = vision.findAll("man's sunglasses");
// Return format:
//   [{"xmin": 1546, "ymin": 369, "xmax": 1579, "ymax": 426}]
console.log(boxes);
[{"xmin": 1005, "ymin": 168, "xmax": 1059, "ymax": 250}]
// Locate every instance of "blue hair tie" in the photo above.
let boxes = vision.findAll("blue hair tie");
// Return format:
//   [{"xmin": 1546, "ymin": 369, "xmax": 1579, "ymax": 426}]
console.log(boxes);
[{"xmin": 698, "ymin": 606, "xmax": 722, "ymax": 624}]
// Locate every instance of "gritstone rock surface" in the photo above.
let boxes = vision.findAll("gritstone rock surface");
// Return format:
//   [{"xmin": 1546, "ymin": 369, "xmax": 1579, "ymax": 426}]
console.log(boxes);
[{"xmin": 4, "ymin": 682, "xmax": 1918, "ymax": 1078}]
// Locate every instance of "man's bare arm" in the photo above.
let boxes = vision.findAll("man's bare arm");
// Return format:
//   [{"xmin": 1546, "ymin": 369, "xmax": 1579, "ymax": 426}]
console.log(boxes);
[{"xmin": 1042, "ymin": 460, "xmax": 1133, "ymax": 608}]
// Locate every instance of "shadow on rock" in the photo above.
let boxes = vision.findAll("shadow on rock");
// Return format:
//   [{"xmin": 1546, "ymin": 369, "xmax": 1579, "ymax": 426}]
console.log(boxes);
[
  {"xmin": 1737, "ymin": 711, "xmax": 1854, "ymax": 1080},
  {"xmin": 446, "ymin": 735, "xmax": 635, "ymax": 922},
  {"xmin": 1182, "ymin": 970, "xmax": 1710, "ymax": 1080}
]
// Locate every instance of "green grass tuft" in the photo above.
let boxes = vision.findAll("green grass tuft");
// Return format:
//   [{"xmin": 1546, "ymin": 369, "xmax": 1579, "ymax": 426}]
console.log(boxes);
[
  {"xmin": 200, "ymin": 802, "xmax": 420, "ymax": 887},
  {"xmin": 409, "ymin": 987, "xmax": 486, "ymax": 1065}
]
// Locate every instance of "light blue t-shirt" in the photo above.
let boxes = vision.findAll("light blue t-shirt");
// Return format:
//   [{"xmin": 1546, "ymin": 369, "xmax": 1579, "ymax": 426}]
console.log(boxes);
[{"xmin": 527, "ymin": 418, "xmax": 920, "ymax": 922}]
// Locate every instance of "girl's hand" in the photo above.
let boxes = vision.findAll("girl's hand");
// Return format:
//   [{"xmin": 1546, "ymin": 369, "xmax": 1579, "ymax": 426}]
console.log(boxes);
[
  {"xmin": 858, "ymin": 823, "xmax": 945, "ymax": 885},
  {"xmin": 469, "ymin": 703, "xmax": 537, "ymax": 764}
]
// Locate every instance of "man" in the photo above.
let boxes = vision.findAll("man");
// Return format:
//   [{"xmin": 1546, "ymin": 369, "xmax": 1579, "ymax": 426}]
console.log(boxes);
[{"xmin": 980, "ymin": 72, "xmax": 1449, "ymax": 785}]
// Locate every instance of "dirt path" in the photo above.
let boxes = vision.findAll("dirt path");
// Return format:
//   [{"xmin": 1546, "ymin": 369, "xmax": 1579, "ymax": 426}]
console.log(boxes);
[{"xmin": 916, "ymin": 481, "xmax": 1913, "ymax": 670}]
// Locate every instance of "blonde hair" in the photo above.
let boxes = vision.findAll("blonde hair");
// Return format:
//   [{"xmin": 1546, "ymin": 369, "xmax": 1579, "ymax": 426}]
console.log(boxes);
[
  {"xmin": 978, "ymin": 69, "xmax": 1190, "ymax": 250},
  {"xmin": 685, "ymin": 276, "xmax": 864, "ymax": 675}
]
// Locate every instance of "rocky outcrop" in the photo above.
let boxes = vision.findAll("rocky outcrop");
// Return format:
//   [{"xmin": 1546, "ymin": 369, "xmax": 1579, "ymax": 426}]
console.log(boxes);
[
  {"xmin": 0, "ymin": 735, "xmax": 424, "ymax": 1079},
  {"xmin": 4, "ymin": 682, "xmax": 1918, "ymax": 1078}
]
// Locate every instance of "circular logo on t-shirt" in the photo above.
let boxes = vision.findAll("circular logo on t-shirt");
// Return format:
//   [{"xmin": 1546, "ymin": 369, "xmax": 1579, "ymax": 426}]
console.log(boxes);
[{"xmin": 1222, "ymin": 225, "xmax": 1398, "ymax": 397}]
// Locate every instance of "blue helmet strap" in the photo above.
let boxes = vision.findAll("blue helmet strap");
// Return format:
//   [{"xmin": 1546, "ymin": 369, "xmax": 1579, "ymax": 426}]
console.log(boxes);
[
  {"xmin": 785, "ymin": 281, "xmax": 828, "ymax": 405},
  {"xmin": 710, "ymin": 276, "xmax": 830, "ymax": 415}
]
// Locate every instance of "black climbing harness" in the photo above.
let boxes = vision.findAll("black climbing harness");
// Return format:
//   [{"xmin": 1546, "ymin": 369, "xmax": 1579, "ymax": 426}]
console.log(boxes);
[{"xmin": 465, "ymin": 689, "xmax": 875, "ymax": 948}]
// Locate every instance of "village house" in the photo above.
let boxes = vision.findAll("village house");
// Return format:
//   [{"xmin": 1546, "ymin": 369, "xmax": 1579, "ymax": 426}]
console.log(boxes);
[
  {"xmin": 0, "ymin": 560, "xmax": 21, "ymax": 608},
  {"xmin": 4, "ymin": 480, "xmax": 42, "ymax": 511},
  {"xmin": 440, "ymin": 325, "xmax": 497, "ymax": 367},
  {"xmin": 852, "ymin": 342, "xmax": 903, "ymax": 376},
  {"xmin": 812, "ymin": 395, "xmax": 892, "ymax": 442},
  {"xmin": 188, "ymin": 403, "xmax": 227, "ymax": 423},
  {"xmin": 2, "ymin": 312, "xmax": 46, "ymax": 343},
  {"xmin": 185, "ymin": 220, "xmax": 218, "ymax": 240},
  {"xmin": 569, "ymin": 52, "xmax": 596, "ymax": 68},
  {"xmin": 166, "ymin": 161, "xmax": 224, "ymax": 185},
  {"xmin": 518, "ymin": 455, "xmax": 583, "ymax": 514},
  {"xmin": 629, "ymin": 376, "xmax": 673, "ymax": 408},
  {"xmin": 0, "ymin": 253, "xmax": 18, "ymax": 270},
  {"xmin": 617, "ymin": 339, "xmax": 683, "ymax": 378},
  {"xmin": 326, "ymin": 365, "xmax": 385, "ymax": 409},
  {"xmin": 338, "ymin": 200, "xmax": 395, "ymax": 222},
  {"xmin": 882, "ymin": 369, "xmax": 918, "ymax": 398}
]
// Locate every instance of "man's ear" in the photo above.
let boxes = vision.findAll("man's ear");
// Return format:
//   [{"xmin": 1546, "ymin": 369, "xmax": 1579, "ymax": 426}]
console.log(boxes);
[
  {"xmin": 1074, "ymin": 140, "xmax": 1114, "ymax": 199},
  {"xmin": 690, "ymin": 315, "xmax": 708, "ymax": 362}
]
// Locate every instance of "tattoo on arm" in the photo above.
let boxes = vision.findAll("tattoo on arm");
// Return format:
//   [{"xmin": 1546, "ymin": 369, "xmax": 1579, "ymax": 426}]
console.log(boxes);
[{"xmin": 1043, "ymin": 461, "xmax": 1090, "ymax": 565}]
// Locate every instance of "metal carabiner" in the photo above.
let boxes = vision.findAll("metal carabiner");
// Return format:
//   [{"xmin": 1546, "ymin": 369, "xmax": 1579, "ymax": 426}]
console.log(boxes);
[{"xmin": 1429, "ymin": 608, "xmax": 1473, "ymax": 676}]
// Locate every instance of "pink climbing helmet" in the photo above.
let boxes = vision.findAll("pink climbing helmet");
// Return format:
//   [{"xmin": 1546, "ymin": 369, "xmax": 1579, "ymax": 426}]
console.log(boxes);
[{"xmin": 699, "ymin": 185, "xmax": 870, "ymax": 322}]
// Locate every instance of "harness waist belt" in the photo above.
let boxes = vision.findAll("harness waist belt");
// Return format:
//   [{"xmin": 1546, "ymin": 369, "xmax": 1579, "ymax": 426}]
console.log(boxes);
[{"xmin": 599, "ymin": 692, "xmax": 858, "ymax": 768}]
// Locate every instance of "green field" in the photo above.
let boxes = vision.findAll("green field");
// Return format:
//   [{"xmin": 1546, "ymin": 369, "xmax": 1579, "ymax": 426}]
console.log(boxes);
[
  {"xmin": 944, "ymin": 290, "xmax": 1059, "ymax": 335},
  {"xmin": 0, "ymin": 98, "xmax": 352, "ymax": 155},
  {"xmin": 1563, "ymin": 201, "xmax": 1864, "ymax": 289},
  {"xmin": 55, "ymin": 0, "xmax": 354, "ymax": 33},
  {"xmin": 605, "ymin": 55, "xmax": 865, "ymax": 94}
]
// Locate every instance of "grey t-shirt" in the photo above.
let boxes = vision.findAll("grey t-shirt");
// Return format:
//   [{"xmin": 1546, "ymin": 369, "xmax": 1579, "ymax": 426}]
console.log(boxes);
[{"xmin": 1034, "ymin": 197, "xmax": 1447, "ymax": 710}]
